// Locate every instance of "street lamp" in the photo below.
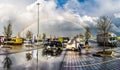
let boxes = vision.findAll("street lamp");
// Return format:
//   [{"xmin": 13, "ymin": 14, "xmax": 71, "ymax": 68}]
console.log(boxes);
[
  {"xmin": 36, "ymin": 2, "xmax": 40, "ymax": 70},
  {"xmin": 37, "ymin": 3, "xmax": 40, "ymax": 36}
]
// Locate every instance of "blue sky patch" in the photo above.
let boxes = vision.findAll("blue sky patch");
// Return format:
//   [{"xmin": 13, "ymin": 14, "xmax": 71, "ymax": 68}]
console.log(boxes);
[
  {"xmin": 77, "ymin": 0, "xmax": 86, "ymax": 3},
  {"xmin": 56, "ymin": 0, "xmax": 68, "ymax": 8}
]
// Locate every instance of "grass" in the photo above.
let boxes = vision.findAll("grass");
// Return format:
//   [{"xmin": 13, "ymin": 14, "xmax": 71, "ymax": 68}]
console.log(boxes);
[{"xmin": 96, "ymin": 51, "xmax": 114, "ymax": 57}]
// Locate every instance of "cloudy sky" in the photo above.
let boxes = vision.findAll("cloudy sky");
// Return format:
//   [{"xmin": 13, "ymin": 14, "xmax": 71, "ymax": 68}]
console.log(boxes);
[{"xmin": 0, "ymin": 0, "xmax": 120, "ymax": 37}]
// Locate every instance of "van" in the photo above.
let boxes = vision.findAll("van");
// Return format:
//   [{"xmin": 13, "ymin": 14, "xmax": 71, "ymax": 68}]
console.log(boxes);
[{"xmin": 66, "ymin": 39, "xmax": 79, "ymax": 51}]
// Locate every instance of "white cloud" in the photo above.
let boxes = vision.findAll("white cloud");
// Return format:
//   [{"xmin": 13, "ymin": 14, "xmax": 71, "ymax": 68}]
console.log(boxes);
[
  {"xmin": 0, "ymin": 0, "xmax": 99, "ymax": 37},
  {"xmin": 0, "ymin": 0, "xmax": 35, "ymax": 9},
  {"xmin": 4, "ymin": 0, "xmax": 120, "ymax": 37},
  {"xmin": 114, "ymin": 13, "xmax": 120, "ymax": 18},
  {"xmin": 111, "ymin": 24, "xmax": 120, "ymax": 33},
  {"xmin": 64, "ymin": 0, "xmax": 120, "ymax": 16},
  {"xmin": 94, "ymin": 0, "xmax": 120, "ymax": 16},
  {"xmin": 61, "ymin": 0, "xmax": 120, "ymax": 36}
]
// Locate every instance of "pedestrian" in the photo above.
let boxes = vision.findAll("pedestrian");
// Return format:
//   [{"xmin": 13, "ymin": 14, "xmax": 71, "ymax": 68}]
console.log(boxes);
[
  {"xmin": 85, "ymin": 40, "xmax": 89, "ymax": 53},
  {"xmin": 85, "ymin": 40, "xmax": 89, "ymax": 45},
  {"xmin": 78, "ymin": 43, "xmax": 82, "ymax": 53},
  {"xmin": 85, "ymin": 44, "xmax": 89, "ymax": 52}
]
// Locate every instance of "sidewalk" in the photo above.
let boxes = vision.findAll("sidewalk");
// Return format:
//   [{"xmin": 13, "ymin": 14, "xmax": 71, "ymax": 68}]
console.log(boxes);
[{"xmin": 61, "ymin": 50, "xmax": 120, "ymax": 70}]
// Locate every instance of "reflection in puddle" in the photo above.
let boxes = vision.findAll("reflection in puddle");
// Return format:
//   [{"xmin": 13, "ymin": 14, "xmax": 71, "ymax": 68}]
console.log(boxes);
[{"xmin": 0, "ymin": 45, "xmax": 65, "ymax": 70}]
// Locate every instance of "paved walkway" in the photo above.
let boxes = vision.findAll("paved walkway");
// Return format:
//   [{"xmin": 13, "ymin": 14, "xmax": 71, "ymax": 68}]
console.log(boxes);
[
  {"xmin": 61, "ymin": 42, "xmax": 120, "ymax": 70},
  {"xmin": 61, "ymin": 50, "xmax": 120, "ymax": 70},
  {"xmin": 61, "ymin": 41, "xmax": 120, "ymax": 70}
]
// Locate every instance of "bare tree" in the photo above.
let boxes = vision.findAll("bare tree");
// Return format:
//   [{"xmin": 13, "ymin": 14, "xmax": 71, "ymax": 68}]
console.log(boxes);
[
  {"xmin": 79, "ymin": 33, "xmax": 84, "ymax": 38},
  {"xmin": 26, "ymin": 30, "xmax": 33, "ymax": 40},
  {"xmin": 3, "ymin": 23, "xmax": 12, "ymax": 39},
  {"xmin": 42, "ymin": 33, "xmax": 46, "ymax": 39},
  {"xmin": 96, "ymin": 16, "xmax": 112, "ymax": 52},
  {"xmin": 85, "ymin": 27, "xmax": 92, "ymax": 45},
  {"xmin": 3, "ymin": 21, "xmax": 13, "ymax": 69},
  {"xmin": 2, "ymin": 55, "xmax": 12, "ymax": 70},
  {"xmin": 25, "ymin": 30, "xmax": 33, "ymax": 61}
]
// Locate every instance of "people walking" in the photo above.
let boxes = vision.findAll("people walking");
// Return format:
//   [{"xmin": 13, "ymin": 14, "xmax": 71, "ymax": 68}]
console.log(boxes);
[
  {"xmin": 78, "ymin": 43, "xmax": 82, "ymax": 54},
  {"xmin": 85, "ymin": 40, "xmax": 89, "ymax": 45},
  {"xmin": 85, "ymin": 40, "xmax": 89, "ymax": 53}
]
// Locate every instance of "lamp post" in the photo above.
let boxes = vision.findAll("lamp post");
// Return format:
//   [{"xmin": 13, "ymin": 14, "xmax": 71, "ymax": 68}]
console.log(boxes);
[
  {"xmin": 36, "ymin": 2, "xmax": 40, "ymax": 70},
  {"xmin": 37, "ymin": 3, "xmax": 40, "ymax": 35}
]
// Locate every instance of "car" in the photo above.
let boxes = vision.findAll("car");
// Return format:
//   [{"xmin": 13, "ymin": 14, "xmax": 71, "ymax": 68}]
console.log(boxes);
[
  {"xmin": 66, "ymin": 39, "xmax": 79, "ymax": 51},
  {"xmin": 42, "ymin": 41, "xmax": 63, "ymax": 56},
  {"xmin": 23, "ymin": 40, "xmax": 33, "ymax": 47}
]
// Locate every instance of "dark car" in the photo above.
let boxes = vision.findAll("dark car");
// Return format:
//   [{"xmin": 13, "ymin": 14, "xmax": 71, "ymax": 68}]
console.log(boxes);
[{"xmin": 42, "ymin": 41, "xmax": 63, "ymax": 56}]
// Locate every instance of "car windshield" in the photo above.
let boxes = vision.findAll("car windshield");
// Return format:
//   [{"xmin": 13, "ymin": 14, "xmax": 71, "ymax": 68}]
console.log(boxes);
[
  {"xmin": 24, "ymin": 41, "xmax": 31, "ymax": 44},
  {"xmin": 49, "ymin": 41, "xmax": 62, "ymax": 47},
  {"xmin": 4, "ymin": 38, "xmax": 12, "ymax": 41},
  {"xmin": 110, "ymin": 37, "xmax": 116, "ymax": 41}
]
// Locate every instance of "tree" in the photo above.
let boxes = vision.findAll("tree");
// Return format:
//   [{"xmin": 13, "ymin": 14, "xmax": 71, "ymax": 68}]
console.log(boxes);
[
  {"xmin": 25, "ymin": 30, "xmax": 33, "ymax": 61},
  {"xmin": 2, "ymin": 56, "xmax": 12, "ymax": 70},
  {"xmin": 42, "ymin": 33, "xmax": 46, "ymax": 39},
  {"xmin": 26, "ymin": 30, "xmax": 33, "ymax": 40},
  {"xmin": 85, "ymin": 27, "xmax": 92, "ymax": 43},
  {"xmin": 79, "ymin": 33, "xmax": 84, "ymax": 38},
  {"xmin": 96, "ymin": 16, "xmax": 112, "ymax": 52},
  {"xmin": 3, "ymin": 23, "xmax": 12, "ymax": 39},
  {"xmin": 3, "ymin": 22, "xmax": 12, "ymax": 70},
  {"xmin": 26, "ymin": 53, "xmax": 32, "ymax": 61}
]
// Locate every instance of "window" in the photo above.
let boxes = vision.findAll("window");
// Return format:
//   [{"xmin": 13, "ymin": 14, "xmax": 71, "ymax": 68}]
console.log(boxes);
[{"xmin": 110, "ymin": 37, "xmax": 116, "ymax": 41}]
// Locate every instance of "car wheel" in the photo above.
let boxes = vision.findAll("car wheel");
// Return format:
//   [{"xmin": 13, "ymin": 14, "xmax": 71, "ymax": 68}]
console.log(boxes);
[{"xmin": 116, "ymin": 41, "xmax": 120, "ymax": 47}]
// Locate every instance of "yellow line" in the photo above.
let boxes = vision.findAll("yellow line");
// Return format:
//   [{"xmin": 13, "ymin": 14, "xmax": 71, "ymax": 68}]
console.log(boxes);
[{"xmin": 64, "ymin": 57, "xmax": 120, "ymax": 68}]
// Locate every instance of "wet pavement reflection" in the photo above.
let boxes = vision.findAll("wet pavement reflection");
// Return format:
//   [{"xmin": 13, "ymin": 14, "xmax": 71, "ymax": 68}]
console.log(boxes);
[
  {"xmin": 0, "ymin": 41, "xmax": 120, "ymax": 70},
  {"xmin": 0, "ymin": 45, "xmax": 65, "ymax": 70}
]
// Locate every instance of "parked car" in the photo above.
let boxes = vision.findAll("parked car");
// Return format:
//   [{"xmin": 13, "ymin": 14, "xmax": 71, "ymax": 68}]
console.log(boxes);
[
  {"xmin": 3, "ymin": 37, "xmax": 23, "ymax": 45},
  {"xmin": 23, "ymin": 40, "xmax": 33, "ymax": 47},
  {"xmin": 66, "ymin": 39, "xmax": 78, "ymax": 51},
  {"xmin": 42, "ymin": 41, "xmax": 63, "ymax": 56}
]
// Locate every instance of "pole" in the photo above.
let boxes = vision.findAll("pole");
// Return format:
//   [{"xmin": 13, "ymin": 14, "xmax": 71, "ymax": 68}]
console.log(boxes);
[
  {"xmin": 36, "ymin": 2, "xmax": 40, "ymax": 70},
  {"xmin": 37, "ymin": 3, "xmax": 40, "ymax": 35}
]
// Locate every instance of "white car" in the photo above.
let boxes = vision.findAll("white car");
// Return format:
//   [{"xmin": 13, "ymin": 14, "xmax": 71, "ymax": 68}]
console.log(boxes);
[{"xmin": 66, "ymin": 40, "xmax": 79, "ymax": 51}]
